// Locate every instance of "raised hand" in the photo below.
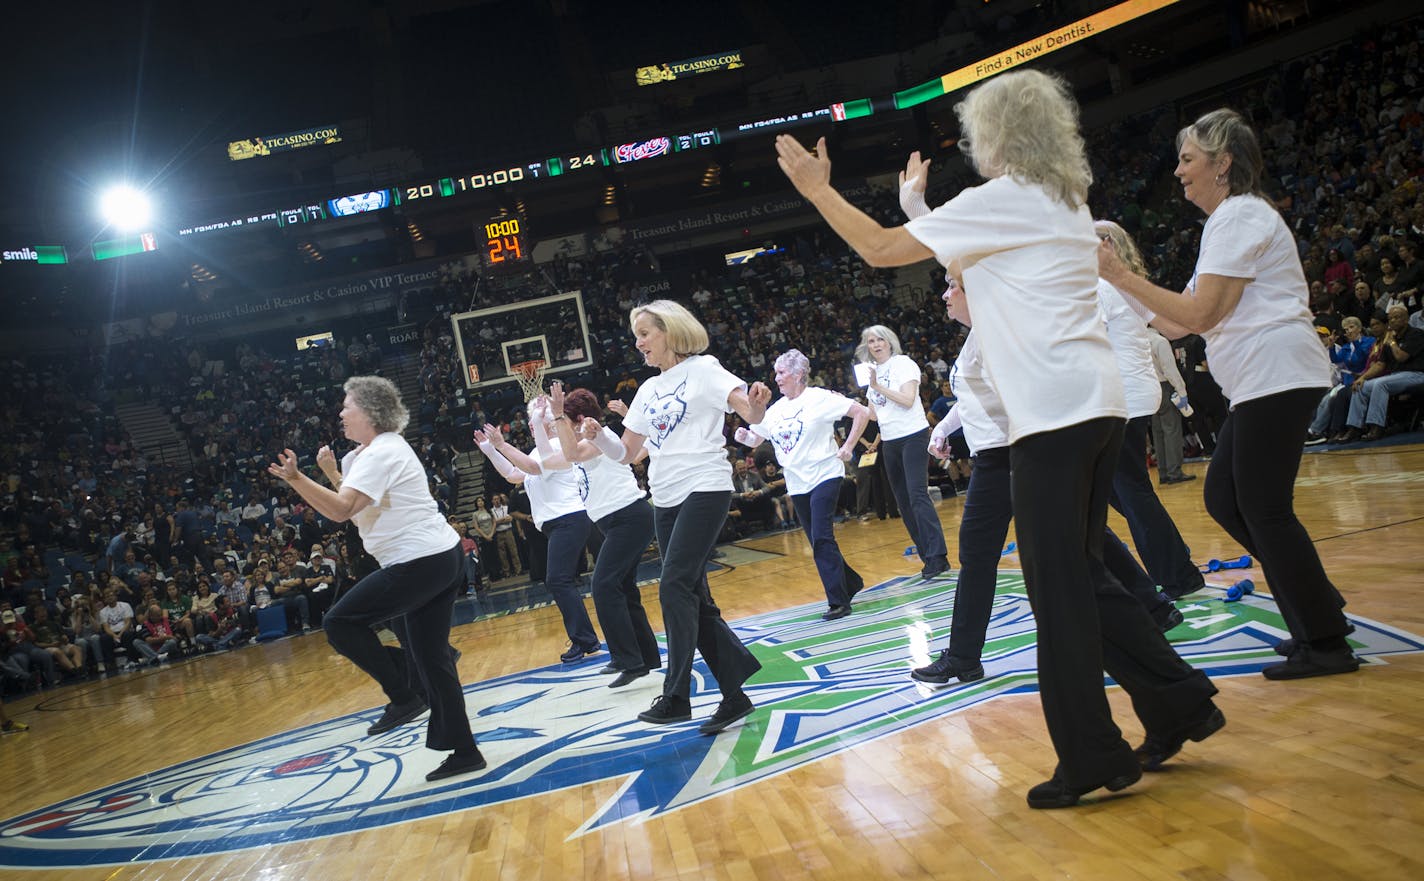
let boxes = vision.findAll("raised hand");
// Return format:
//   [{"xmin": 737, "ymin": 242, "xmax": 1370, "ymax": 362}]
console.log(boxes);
[
  {"xmin": 577, "ymin": 417, "xmax": 602, "ymax": 440},
  {"xmin": 550, "ymin": 381, "xmax": 566, "ymax": 417},
  {"xmin": 266, "ymin": 449, "xmax": 302, "ymax": 483},
  {"xmin": 482, "ymin": 424, "xmax": 505, "ymax": 446},
  {"xmin": 775, "ymin": 135, "xmax": 831, "ymax": 200},
  {"xmin": 607, "ymin": 399, "xmax": 629, "ymax": 417},
  {"xmin": 898, "ymin": 150, "xmax": 931, "ymax": 193}
]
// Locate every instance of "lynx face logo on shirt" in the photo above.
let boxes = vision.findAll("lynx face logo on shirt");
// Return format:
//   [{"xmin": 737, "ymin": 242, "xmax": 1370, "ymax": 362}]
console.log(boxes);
[
  {"xmin": 642, "ymin": 381, "xmax": 688, "ymax": 448},
  {"xmin": 768, "ymin": 409, "xmax": 805, "ymax": 455},
  {"xmin": 2, "ymin": 574, "xmax": 1419, "ymax": 869}
]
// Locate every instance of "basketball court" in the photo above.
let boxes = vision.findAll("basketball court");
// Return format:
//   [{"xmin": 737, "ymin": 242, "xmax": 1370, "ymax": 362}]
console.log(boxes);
[{"xmin": 2, "ymin": 444, "xmax": 1423, "ymax": 880}]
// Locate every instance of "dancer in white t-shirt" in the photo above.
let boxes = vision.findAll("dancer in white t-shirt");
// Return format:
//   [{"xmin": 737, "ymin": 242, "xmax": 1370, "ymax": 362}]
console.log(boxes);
[
  {"xmin": 587, "ymin": 300, "xmax": 769, "ymax": 735},
  {"xmin": 1098, "ymin": 108, "xmax": 1353, "ymax": 681},
  {"xmin": 734, "ymin": 348, "xmax": 870, "ymax": 619},
  {"xmin": 548, "ymin": 383, "xmax": 662, "ymax": 688},
  {"xmin": 777, "ymin": 69, "xmax": 1222, "ymax": 809},
  {"xmin": 856, "ymin": 325, "xmax": 951, "ymax": 578},
  {"xmin": 473, "ymin": 400, "xmax": 601, "ymax": 665},
  {"xmin": 267, "ymin": 376, "xmax": 482, "ymax": 782}
]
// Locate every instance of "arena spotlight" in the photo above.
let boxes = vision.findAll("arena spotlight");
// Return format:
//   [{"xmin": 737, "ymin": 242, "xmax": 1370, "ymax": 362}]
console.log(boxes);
[{"xmin": 99, "ymin": 185, "xmax": 153, "ymax": 231}]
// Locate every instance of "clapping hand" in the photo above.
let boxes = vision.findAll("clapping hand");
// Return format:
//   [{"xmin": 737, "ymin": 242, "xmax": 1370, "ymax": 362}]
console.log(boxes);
[
  {"xmin": 267, "ymin": 449, "xmax": 302, "ymax": 483},
  {"xmin": 481, "ymin": 424, "xmax": 505, "ymax": 446},
  {"xmin": 576, "ymin": 417, "xmax": 601, "ymax": 441}
]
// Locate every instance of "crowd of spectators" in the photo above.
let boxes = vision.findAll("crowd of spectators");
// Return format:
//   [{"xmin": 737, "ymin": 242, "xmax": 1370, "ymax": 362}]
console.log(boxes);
[{"xmin": 4, "ymin": 17, "xmax": 1424, "ymax": 695}]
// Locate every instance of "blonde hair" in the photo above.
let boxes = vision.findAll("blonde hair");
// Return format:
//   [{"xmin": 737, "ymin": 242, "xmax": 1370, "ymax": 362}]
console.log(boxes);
[
  {"xmin": 629, "ymin": 299, "xmax": 709, "ymax": 356},
  {"xmin": 1177, "ymin": 109, "xmax": 1265, "ymax": 197},
  {"xmin": 855, "ymin": 325, "xmax": 903, "ymax": 364},
  {"xmin": 343, "ymin": 375, "xmax": 410, "ymax": 434},
  {"xmin": 1341, "ymin": 316, "xmax": 1363, "ymax": 334},
  {"xmin": 1094, "ymin": 220, "xmax": 1149, "ymax": 277},
  {"xmin": 955, "ymin": 69, "xmax": 1092, "ymax": 208}
]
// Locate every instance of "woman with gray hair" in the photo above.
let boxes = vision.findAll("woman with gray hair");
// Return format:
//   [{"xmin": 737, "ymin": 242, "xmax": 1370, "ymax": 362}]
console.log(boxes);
[
  {"xmin": 268, "ymin": 375, "xmax": 484, "ymax": 782},
  {"xmin": 777, "ymin": 68, "xmax": 1220, "ymax": 809},
  {"xmin": 1099, "ymin": 108, "xmax": 1354, "ymax": 682},
  {"xmin": 733, "ymin": 349, "xmax": 871, "ymax": 619},
  {"xmin": 856, "ymin": 324, "xmax": 951, "ymax": 579}
]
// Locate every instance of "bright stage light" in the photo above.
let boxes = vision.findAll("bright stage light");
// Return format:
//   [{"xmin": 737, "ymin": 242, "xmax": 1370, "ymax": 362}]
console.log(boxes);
[{"xmin": 99, "ymin": 186, "xmax": 153, "ymax": 231}]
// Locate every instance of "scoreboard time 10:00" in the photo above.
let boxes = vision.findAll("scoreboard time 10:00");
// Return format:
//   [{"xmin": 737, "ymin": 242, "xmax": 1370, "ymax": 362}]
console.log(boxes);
[
  {"xmin": 401, "ymin": 154, "xmax": 599, "ymax": 201},
  {"xmin": 482, "ymin": 216, "xmax": 527, "ymax": 265}
]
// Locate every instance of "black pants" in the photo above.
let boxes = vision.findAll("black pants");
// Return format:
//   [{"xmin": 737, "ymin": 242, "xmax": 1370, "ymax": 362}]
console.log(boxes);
[
  {"xmin": 1012, "ymin": 418, "xmax": 1216, "ymax": 789},
  {"xmin": 790, "ymin": 476, "xmax": 862, "ymax": 608},
  {"xmin": 541, "ymin": 511, "xmax": 599, "ymax": 649},
  {"xmin": 881, "ymin": 428, "xmax": 948, "ymax": 567},
  {"xmin": 654, "ymin": 491, "xmax": 761, "ymax": 701},
  {"xmin": 1203, "ymin": 388, "xmax": 1349, "ymax": 643},
  {"xmin": 946, "ymin": 446, "xmax": 1173, "ymax": 665},
  {"xmin": 591, "ymin": 499, "xmax": 661, "ymax": 673},
  {"xmin": 323, "ymin": 542, "xmax": 475, "ymax": 752},
  {"xmin": 1110, "ymin": 415, "xmax": 1201, "ymax": 597}
]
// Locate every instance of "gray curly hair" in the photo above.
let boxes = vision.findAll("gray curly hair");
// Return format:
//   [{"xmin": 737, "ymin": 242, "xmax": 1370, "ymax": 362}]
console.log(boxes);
[
  {"xmin": 773, "ymin": 348, "xmax": 811, "ymax": 381},
  {"xmin": 343, "ymin": 376, "xmax": 409, "ymax": 434}
]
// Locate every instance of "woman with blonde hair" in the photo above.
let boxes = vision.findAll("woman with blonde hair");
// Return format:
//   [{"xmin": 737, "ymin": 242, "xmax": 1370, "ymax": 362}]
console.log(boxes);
[
  {"xmin": 778, "ymin": 69, "xmax": 1220, "ymax": 808},
  {"xmin": 1093, "ymin": 219, "xmax": 1204, "ymax": 604},
  {"xmin": 855, "ymin": 324, "xmax": 950, "ymax": 579},
  {"xmin": 585, "ymin": 300, "xmax": 769, "ymax": 734},
  {"xmin": 1099, "ymin": 108, "xmax": 1353, "ymax": 680}
]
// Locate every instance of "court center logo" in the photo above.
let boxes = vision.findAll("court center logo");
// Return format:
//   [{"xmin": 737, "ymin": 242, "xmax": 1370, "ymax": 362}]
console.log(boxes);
[{"xmin": 3, "ymin": 573, "xmax": 1421, "ymax": 868}]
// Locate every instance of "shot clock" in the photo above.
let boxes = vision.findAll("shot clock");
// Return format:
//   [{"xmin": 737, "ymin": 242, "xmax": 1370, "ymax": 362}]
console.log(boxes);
[{"xmin": 481, "ymin": 215, "xmax": 527, "ymax": 267}]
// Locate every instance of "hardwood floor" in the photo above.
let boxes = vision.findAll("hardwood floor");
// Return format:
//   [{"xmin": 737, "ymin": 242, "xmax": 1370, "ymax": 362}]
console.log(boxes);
[{"xmin": 2, "ymin": 444, "xmax": 1422, "ymax": 880}]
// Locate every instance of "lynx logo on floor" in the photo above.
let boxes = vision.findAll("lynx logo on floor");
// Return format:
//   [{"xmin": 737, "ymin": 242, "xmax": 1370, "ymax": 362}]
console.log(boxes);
[{"xmin": 2, "ymin": 574, "xmax": 1421, "ymax": 868}]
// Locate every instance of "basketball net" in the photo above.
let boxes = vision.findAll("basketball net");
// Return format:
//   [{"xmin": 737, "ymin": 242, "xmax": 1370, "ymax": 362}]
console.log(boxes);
[{"xmin": 512, "ymin": 359, "xmax": 548, "ymax": 402}]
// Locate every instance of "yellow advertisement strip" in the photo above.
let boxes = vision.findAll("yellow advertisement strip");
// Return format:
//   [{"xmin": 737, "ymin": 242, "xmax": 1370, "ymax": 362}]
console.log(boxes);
[{"xmin": 940, "ymin": 0, "xmax": 1181, "ymax": 95}]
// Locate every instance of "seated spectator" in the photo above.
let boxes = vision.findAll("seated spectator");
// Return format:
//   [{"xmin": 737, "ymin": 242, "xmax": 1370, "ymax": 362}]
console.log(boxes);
[
  {"xmin": 730, "ymin": 459, "xmax": 776, "ymax": 534},
  {"xmin": 215, "ymin": 568, "xmax": 252, "ymax": 632},
  {"xmin": 1, "ymin": 607, "xmax": 59, "ymax": 687},
  {"xmin": 271, "ymin": 557, "xmax": 313, "ymax": 633},
  {"xmin": 194, "ymin": 595, "xmax": 245, "ymax": 652},
  {"xmin": 27, "ymin": 605, "xmax": 84, "ymax": 679},
  {"xmin": 758, "ymin": 460, "xmax": 796, "ymax": 529},
  {"xmin": 1336, "ymin": 304, "xmax": 1424, "ymax": 442},
  {"xmin": 132, "ymin": 604, "xmax": 178, "ymax": 665},
  {"xmin": 69, "ymin": 600, "xmax": 106, "ymax": 674},
  {"xmin": 190, "ymin": 578, "xmax": 218, "ymax": 634},
  {"xmin": 160, "ymin": 580, "xmax": 197, "ymax": 644},
  {"xmin": 1306, "ymin": 315, "xmax": 1378, "ymax": 444},
  {"xmin": 97, "ymin": 587, "xmax": 138, "ymax": 671}
]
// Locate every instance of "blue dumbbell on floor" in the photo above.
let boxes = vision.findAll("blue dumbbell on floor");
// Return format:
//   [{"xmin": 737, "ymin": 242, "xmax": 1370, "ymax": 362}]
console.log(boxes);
[
  {"xmin": 1203, "ymin": 555, "xmax": 1253, "ymax": 573},
  {"xmin": 1223, "ymin": 579, "xmax": 1255, "ymax": 602}
]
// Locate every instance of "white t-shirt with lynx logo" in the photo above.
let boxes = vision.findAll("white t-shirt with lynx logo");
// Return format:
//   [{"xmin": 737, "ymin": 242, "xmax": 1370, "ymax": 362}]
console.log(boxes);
[
  {"xmin": 866, "ymin": 354, "xmax": 929, "ymax": 441},
  {"xmin": 624, "ymin": 354, "xmax": 745, "ymax": 507},
  {"xmin": 749, "ymin": 386, "xmax": 854, "ymax": 495},
  {"xmin": 575, "ymin": 449, "xmax": 646, "ymax": 523}
]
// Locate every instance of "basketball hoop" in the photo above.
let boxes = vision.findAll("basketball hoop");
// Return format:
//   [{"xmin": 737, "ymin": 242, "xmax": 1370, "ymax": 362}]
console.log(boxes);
[{"xmin": 511, "ymin": 359, "xmax": 548, "ymax": 402}]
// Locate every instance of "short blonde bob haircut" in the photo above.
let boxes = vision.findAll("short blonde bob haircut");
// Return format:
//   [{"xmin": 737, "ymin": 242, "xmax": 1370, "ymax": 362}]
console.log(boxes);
[
  {"xmin": 955, "ymin": 69, "xmax": 1092, "ymax": 209},
  {"xmin": 629, "ymin": 299, "xmax": 709, "ymax": 356},
  {"xmin": 855, "ymin": 325, "xmax": 903, "ymax": 364},
  {"xmin": 1094, "ymin": 219, "xmax": 1150, "ymax": 278},
  {"xmin": 344, "ymin": 375, "xmax": 410, "ymax": 434}
]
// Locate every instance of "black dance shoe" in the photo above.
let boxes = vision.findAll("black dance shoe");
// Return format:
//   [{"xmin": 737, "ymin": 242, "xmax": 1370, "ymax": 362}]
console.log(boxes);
[
  {"xmin": 910, "ymin": 649, "xmax": 984, "ymax": 685},
  {"xmin": 637, "ymin": 694, "xmax": 692, "ymax": 724},
  {"xmin": 699, "ymin": 693, "xmax": 755, "ymax": 735},
  {"xmin": 366, "ymin": 698, "xmax": 428, "ymax": 736},
  {"xmin": 1135, "ymin": 705, "xmax": 1226, "ymax": 771},
  {"xmin": 425, "ymin": 747, "xmax": 487, "ymax": 782},
  {"xmin": 1026, "ymin": 766, "xmax": 1142, "ymax": 809},
  {"xmin": 608, "ymin": 668, "xmax": 650, "ymax": 689}
]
